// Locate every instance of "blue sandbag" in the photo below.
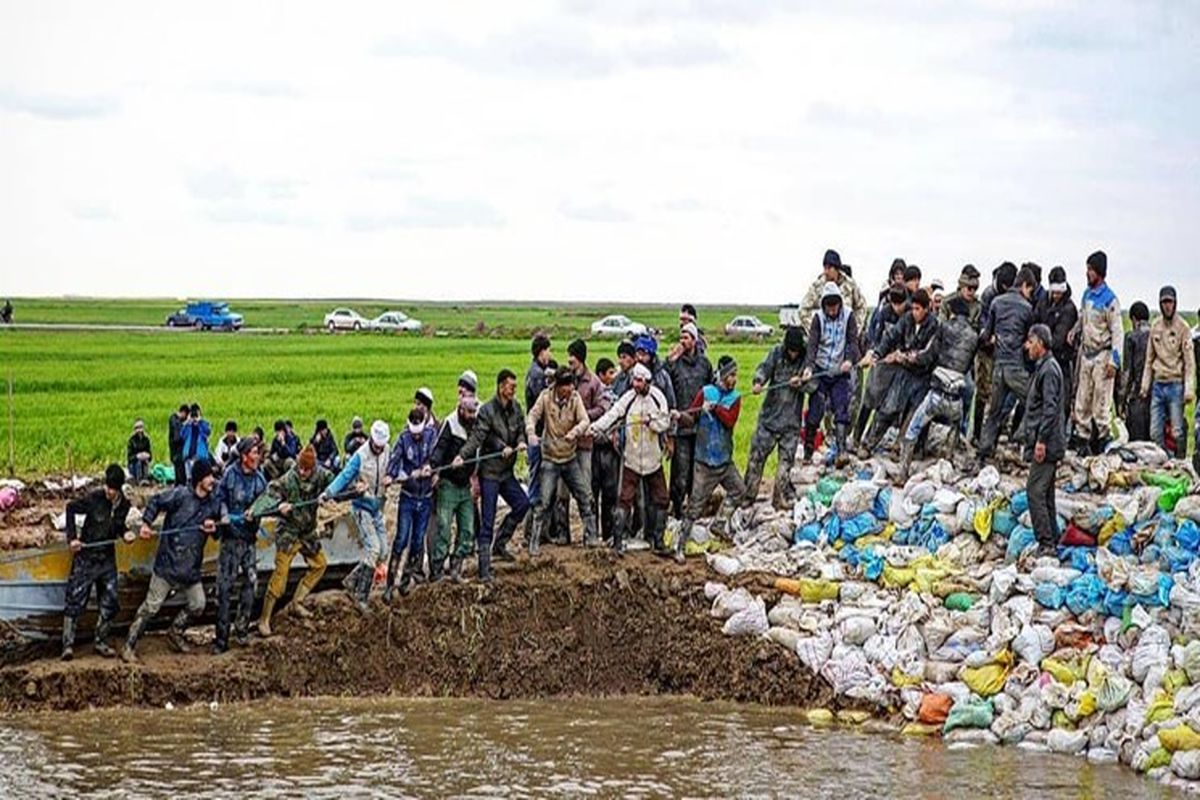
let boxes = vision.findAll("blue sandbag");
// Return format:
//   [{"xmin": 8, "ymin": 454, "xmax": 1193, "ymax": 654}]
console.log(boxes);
[
  {"xmin": 1103, "ymin": 589, "xmax": 1129, "ymax": 618},
  {"xmin": 992, "ymin": 507, "xmax": 1017, "ymax": 537},
  {"xmin": 1006, "ymin": 526, "xmax": 1037, "ymax": 562},
  {"xmin": 861, "ymin": 549, "xmax": 885, "ymax": 581},
  {"xmin": 1108, "ymin": 529, "xmax": 1134, "ymax": 556},
  {"xmin": 1059, "ymin": 547, "xmax": 1096, "ymax": 574},
  {"xmin": 1064, "ymin": 574, "xmax": 1106, "ymax": 615},
  {"xmin": 1162, "ymin": 545, "xmax": 1196, "ymax": 574},
  {"xmin": 841, "ymin": 513, "xmax": 879, "ymax": 545},
  {"xmin": 1035, "ymin": 582, "xmax": 1065, "ymax": 609},
  {"xmin": 794, "ymin": 522, "xmax": 822, "ymax": 546},
  {"xmin": 1176, "ymin": 520, "xmax": 1200, "ymax": 553},
  {"xmin": 823, "ymin": 514, "xmax": 842, "ymax": 544},
  {"xmin": 1011, "ymin": 490, "xmax": 1029, "ymax": 517},
  {"xmin": 1130, "ymin": 573, "xmax": 1174, "ymax": 609},
  {"xmin": 872, "ymin": 487, "xmax": 892, "ymax": 521}
]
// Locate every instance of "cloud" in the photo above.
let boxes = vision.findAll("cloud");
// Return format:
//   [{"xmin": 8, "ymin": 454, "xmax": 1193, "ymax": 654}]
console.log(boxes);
[
  {"xmin": 72, "ymin": 203, "xmax": 115, "ymax": 221},
  {"xmin": 559, "ymin": 200, "xmax": 633, "ymax": 223},
  {"xmin": 561, "ymin": 0, "xmax": 776, "ymax": 25},
  {"xmin": 0, "ymin": 86, "xmax": 119, "ymax": 120},
  {"xmin": 207, "ymin": 80, "xmax": 303, "ymax": 99},
  {"xmin": 186, "ymin": 167, "xmax": 247, "ymax": 201},
  {"xmin": 624, "ymin": 33, "xmax": 731, "ymax": 68},
  {"xmin": 346, "ymin": 196, "xmax": 505, "ymax": 231},
  {"xmin": 204, "ymin": 205, "xmax": 314, "ymax": 228}
]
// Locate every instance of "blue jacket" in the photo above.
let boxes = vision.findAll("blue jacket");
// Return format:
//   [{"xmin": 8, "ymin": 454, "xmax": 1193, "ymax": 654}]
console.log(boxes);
[
  {"xmin": 216, "ymin": 464, "xmax": 267, "ymax": 542},
  {"xmin": 143, "ymin": 485, "xmax": 222, "ymax": 585},
  {"xmin": 181, "ymin": 419, "xmax": 211, "ymax": 461},
  {"xmin": 387, "ymin": 428, "xmax": 437, "ymax": 498}
]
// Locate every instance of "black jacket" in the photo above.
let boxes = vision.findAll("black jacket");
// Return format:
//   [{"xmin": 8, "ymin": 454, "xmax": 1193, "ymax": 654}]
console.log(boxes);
[
  {"xmin": 873, "ymin": 311, "xmax": 938, "ymax": 375},
  {"xmin": 459, "ymin": 396, "xmax": 527, "ymax": 481},
  {"xmin": 916, "ymin": 314, "xmax": 978, "ymax": 379},
  {"xmin": 1120, "ymin": 327, "xmax": 1150, "ymax": 411},
  {"xmin": 65, "ymin": 489, "xmax": 130, "ymax": 551},
  {"xmin": 142, "ymin": 486, "xmax": 222, "ymax": 585},
  {"xmin": 343, "ymin": 430, "xmax": 368, "ymax": 456},
  {"xmin": 983, "ymin": 289, "xmax": 1034, "ymax": 367},
  {"xmin": 1034, "ymin": 292, "xmax": 1079, "ymax": 372},
  {"xmin": 431, "ymin": 412, "xmax": 477, "ymax": 488},
  {"xmin": 752, "ymin": 344, "xmax": 806, "ymax": 433},
  {"xmin": 667, "ymin": 351, "xmax": 713, "ymax": 432},
  {"xmin": 1025, "ymin": 353, "xmax": 1066, "ymax": 461},
  {"xmin": 126, "ymin": 432, "xmax": 152, "ymax": 464},
  {"xmin": 168, "ymin": 413, "xmax": 184, "ymax": 459}
]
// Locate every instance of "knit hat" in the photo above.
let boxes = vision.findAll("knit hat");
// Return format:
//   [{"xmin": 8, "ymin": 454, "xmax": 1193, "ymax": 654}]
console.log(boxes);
[
  {"xmin": 236, "ymin": 437, "xmax": 257, "ymax": 458},
  {"xmin": 567, "ymin": 338, "xmax": 587, "ymax": 363},
  {"xmin": 351, "ymin": 416, "xmax": 363, "ymax": 430},
  {"xmin": 1130, "ymin": 301, "xmax": 1150, "ymax": 322},
  {"xmin": 191, "ymin": 458, "xmax": 214, "ymax": 486},
  {"xmin": 1087, "ymin": 250, "xmax": 1107, "ymax": 278},
  {"xmin": 633, "ymin": 335, "xmax": 657, "ymax": 356},
  {"xmin": 784, "ymin": 326, "xmax": 805, "ymax": 353},
  {"xmin": 958, "ymin": 264, "xmax": 981, "ymax": 289},
  {"xmin": 617, "ymin": 341, "xmax": 635, "ymax": 358},
  {"xmin": 680, "ymin": 322, "xmax": 699, "ymax": 341},
  {"xmin": 104, "ymin": 463, "xmax": 125, "ymax": 490},
  {"xmin": 370, "ymin": 420, "xmax": 390, "ymax": 447},
  {"xmin": 1161, "ymin": 285, "xmax": 1177, "ymax": 303},
  {"xmin": 458, "ymin": 370, "xmax": 478, "ymax": 393},
  {"xmin": 820, "ymin": 281, "xmax": 843, "ymax": 307},
  {"xmin": 1048, "ymin": 266, "xmax": 1068, "ymax": 293},
  {"xmin": 631, "ymin": 363, "xmax": 652, "ymax": 381},
  {"xmin": 415, "ymin": 387, "xmax": 434, "ymax": 408},
  {"xmin": 1028, "ymin": 324, "xmax": 1053, "ymax": 350},
  {"xmin": 823, "ymin": 249, "xmax": 841, "ymax": 269},
  {"xmin": 717, "ymin": 355, "xmax": 738, "ymax": 380},
  {"xmin": 297, "ymin": 445, "xmax": 317, "ymax": 471}
]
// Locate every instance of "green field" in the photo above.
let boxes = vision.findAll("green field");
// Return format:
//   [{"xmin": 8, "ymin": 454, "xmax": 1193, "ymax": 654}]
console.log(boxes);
[
  {"xmin": 5, "ymin": 297, "xmax": 780, "ymax": 341},
  {"xmin": 0, "ymin": 328, "xmax": 785, "ymax": 478}
]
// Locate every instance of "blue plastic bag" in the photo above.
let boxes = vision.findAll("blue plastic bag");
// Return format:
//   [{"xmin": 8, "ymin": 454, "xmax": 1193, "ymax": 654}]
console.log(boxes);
[
  {"xmin": 1131, "ymin": 573, "xmax": 1174, "ymax": 609},
  {"xmin": 1064, "ymin": 574, "xmax": 1106, "ymax": 615},
  {"xmin": 1035, "ymin": 582, "xmax": 1065, "ymax": 609},
  {"xmin": 1162, "ymin": 545, "xmax": 1196, "ymax": 574},
  {"xmin": 1006, "ymin": 526, "xmax": 1037, "ymax": 562},
  {"xmin": 1011, "ymin": 491, "xmax": 1029, "ymax": 517},
  {"xmin": 793, "ymin": 522, "xmax": 822, "ymax": 546},
  {"xmin": 872, "ymin": 487, "xmax": 892, "ymax": 521},
  {"xmin": 822, "ymin": 514, "xmax": 842, "ymax": 544},
  {"xmin": 1176, "ymin": 520, "xmax": 1200, "ymax": 553},
  {"xmin": 841, "ymin": 513, "xmax": 878, "ymax": 545},
  {"xmin": 861, "ymin": 549, "xmax": 885, "ymax": 581},
  {"xmin": 1059, "ymin": 547, "xmax": 1096, "ymax": 574},
  {"xmin": 1108, "ymin": 529, "xmax": 1134, "ymax": 556},
  {"xmin": 1103, "ymin": 589, "xmax": 1129, "ymax": 618},
  {"xmin": 992, "ymin": 507, "xmax": 1017, "ymax": 537}
]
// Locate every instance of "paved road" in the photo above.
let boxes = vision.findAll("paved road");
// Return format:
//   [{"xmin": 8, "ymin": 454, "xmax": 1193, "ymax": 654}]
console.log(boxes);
[{"xmin": 0, "ymin": 323, "xmax": 290, "ymax": 334}]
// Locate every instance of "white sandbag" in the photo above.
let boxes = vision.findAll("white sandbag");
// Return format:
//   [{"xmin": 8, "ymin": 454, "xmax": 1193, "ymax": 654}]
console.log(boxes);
[
  {"xmin": 723, "ymin": 597, "xmax": 769, "ymax": 637},
  {"xmin": 840, "ymin": 615, "xmax": 878, "ymax": 647},
  {"xmin": 706, "ymin": 553, "xmax": 742, "ymax": 577},
  {"xmin": 990, "ymin": 565, "xmax": 1018, "ymax": 604},
  {"xmin": 1030, "ymin": 566, "xmax": 1082, "ymax": 587},
  {"xmin": 711, "ymin": 587, "xmax": 754, "ymax": 620},
  {"xmin": 932, "ymin": 488, "xmax": 964, "ymax": 514},
  {"xmin": 945, "ymin": 729, "xmax": 999, "ymax": 747},
  {"xmin": 1012, "ymin": 624, "xmax": 1055, "ymax": 666},
  {"xmin": 1175, "ymin": 495, "xmax": 1200, "ymax": 523},
  {"xmin": 973, "ymin": 465, "xmax": 1001, "ymax": 492},
  {"xmin": 924, "ymin": 660, "xmax": 961, "ymax": 684},
  {"xmin": 796, "ymin": 632, "xmax": 834, "ymax": 673},
  {"xmin": 1180, "ymin": 640, "xmax": 1200, "ymax": 684},
  {"xmin": 767, "ymin": 626, "xmax": 802, "ymax": 653},
  {"xmin": 767, "ymin": 596, "xmax": 806, "ymax": 630},
  {"xmin": 1047, "ymin": 728, "xmax": 1088, "ymax": 755},
  {"xmin": 991, "ymin": 713, "xmax": 1032, "ymax": 744},
  {"xmin": 1087, "ymin": 748, "xmax": 1119, "ymax": 765},
  {"xmin": 1133, "ymin": 625, "xmax": 1172, "ymax": 683},
  {"xmin": 703, "ymin": 581, "xmax": 728, "ymax": 600},
  {"xmin": 1173, "ymin": 750, "xmax": 1200, "ymax": 780},
  {"xmin": 832, "ymin": 481, "xmax": 879, "ymax": 519}
]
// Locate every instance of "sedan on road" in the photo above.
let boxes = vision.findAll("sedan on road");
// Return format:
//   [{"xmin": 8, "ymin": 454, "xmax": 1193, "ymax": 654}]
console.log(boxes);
[
  {"xmin": 724, "ymin": 315, "xmax": 774, "ymax": 337},
  {"xmin": 370, "ymin": 310, "xmax": 423, "ymax": 332},
  {"xmin": 324, "ymin": 307, "xmax": 369, "ymax": 331},
  {"xmin": 590, "ymin": 314, "xmax": 648, "ymax": 337}
]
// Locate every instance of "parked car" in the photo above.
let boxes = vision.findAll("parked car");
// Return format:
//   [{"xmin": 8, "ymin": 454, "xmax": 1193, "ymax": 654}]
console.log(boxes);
[
  {"xmin": 725, "ymin": 315, "xmax": 774, "ymax": 337},
  {"xmin": 778, "ymin": 304, "xmax": 805, "ymax": 329},
  {"xmin": 165, "ymin": 301, "xmax": 244, "ymax": 330},
  {"xmin": 590, "ymin": 314, "xmax": 648, "ymax": 337},
  {"xmin": 324, "ymin": 307, "xmax": 369, "ymax": 331},
  {"xmin": 370, "ymin": 310, "xmax": 423, "ymax": 332}
]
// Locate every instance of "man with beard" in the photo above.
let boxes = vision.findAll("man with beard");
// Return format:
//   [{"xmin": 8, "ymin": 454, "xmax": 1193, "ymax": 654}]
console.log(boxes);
[{"xmin": 1141, "ymin": 286, "xmax": 1196, "ymax": 459}]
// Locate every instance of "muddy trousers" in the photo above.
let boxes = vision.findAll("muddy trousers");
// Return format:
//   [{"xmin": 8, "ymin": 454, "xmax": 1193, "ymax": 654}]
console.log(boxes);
[
  {"xmin": 265, "ymin": 541, "xmax": 327, "ymax": 602},
  {"xmin": 535, "ymin": 456, "xmax": 596, "ymax": 547},
  {"xmin": 1073, "ymin": 352, "xmax": 1116, "ymax": 438},
  {"xmin": 743, "ymin": 426, "xmax": 799, "ymax": 507},
  {"xmin": 903, "ymin": 388, "xmax": 964, "ymax": 444},
  {"xmin": 126, "ymin": 574, "xmax": 206, "ymax": 648},
  {"xmin": 215, "ymin": 538, "xmax": 256, "ymax": 648},
  {"xmin": 978, "ymin": 363, "xmax": 1030, "ymax": 457},
  {"xmin": 591, "ymin": 444, "xmax": 620, "ymax": 542},
  {"xmin": 669, "ymin": 435, "xmax": 697, "ymax": 519},
  {"xmin": 479, "ymin": 476, "xmax": 530, "ymax": 578},
  {"xmin": 619, "ymin": 467, "xmax": 669, "ymax": 547},
  {"xmin": 1026, "ymin": 460, "xmax": 1059, "ymax": 549},
  {"xmin": 63, "ymin": 551, "xmax": 119, "ymax": 620},
  {"xmin": 432, "ymin": 483, "xmax": 475, "ymax": 566},
  {"xmin": 682, "ymin": 462, "xmax": 745, "ymax": 537}
]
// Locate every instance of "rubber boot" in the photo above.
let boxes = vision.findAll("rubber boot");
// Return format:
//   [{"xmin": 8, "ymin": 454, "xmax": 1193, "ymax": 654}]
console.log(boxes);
[
  {"xmin": 93, "ymin": 613, "xmax": 116, "ymax": 658},
  {"xmin": 478, "ymin": 545, "xmax": 494, "ymax": 584},
  {"xmin": 257, "ymin": 594, "xmax": 278, "ymax": 638},
  {"xmin": 354, "ymin": 567, "xmax": 372, "ymax": 612},
  {"xmin": 673, "ymin": 521, "xmax": 689, "ymax": 564},
  {"xmin": 290, "ymin": 583, "xmax": 314, "ymax": 618},
  {"xmin": 650, "ymin": 509, "xmax": 669, "ymax": 557},
  {"xmin": 448, "ymin": 556, "xmax": 464, "ymax": 583},
  {"xmin": 528, "ymin": 514, "xmax": 541, "ymax": 558},
  {"xmin": 612, "ymin": 508, "xmax": 627, "ymax": 555},
  {"xmin": 852, "ymin": 405, "xmax": 871, "ymax": 451},
  {"xmin": 494, "ymin": 516, "xmax": 518, "ymax": 562},
  {"xmin": 802, "ymin": 426, "xmax": 816, "ymax": 464},
  {"xmin": 122, "ymin": 614, "xmax": 148, "ymax": 663},
  {"xmin": 167, "ymin": 610, "xmax": 192, "ymax": 653},
  {"xmin": 382, "ymin": 554, "xmax": 398, "ymax": 604},
  {"xmin": 834, "ymin": 424, "xmax": 850, "ymax": 468},
  {"xmin": 60, "ymin": 617, "xmax": 76, "ymax": 662},
  {"xmin": 341, "ymin": 562, "xmax": 360, "ymax": 594},
  {"xmin": 899, "ymin": 439, "xmax": 914, "ymax": 485}
]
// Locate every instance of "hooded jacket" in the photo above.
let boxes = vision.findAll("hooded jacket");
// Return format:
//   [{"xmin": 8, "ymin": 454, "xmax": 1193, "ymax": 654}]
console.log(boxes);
[
  {"xmin": 752, "ymin": 344, "xmax": 805, "ymax": 433},
  {"xmin": 431, "ymin": 411, "xmax": 477, "ymax": 487},
  {"xmin": 983, "ymin": 288, "xmax": 1034, "ymax": 368},
  {"xmin": 1120, "ymin": 322, "xmax": 1150, "ymax": 411},
  {"xmin": 181, "ymin": 418, "xmax": 211, "ymax": 462},
  {"xmin": 800, "ymin": 272, "xmax": 868, "ymax": 335},
  {"xmin": 591, "ymin": 386, "xmax": 671, "ymax": 475},
  {"xmin": 327, "ymin": 441, "xmax": 391, "ymax": 512},
  {"xmin": 1143, "ymin": 312, "xmax": 1196, "ymax": 396},
  {"xmin": 1025, "ymin": 352, "xmax": 1066, "ymax": 462},
  {"xmin": 143, "ymin": 485, "xmax": 222, "ymax": 584},
  {"xmin": 1034, "ymin": 288, "xmax": 1079, "ymax": 372},
  {"xmin": 1073, "ymin": 282, "xmax": 1124, "ymax": 366},
  {"xmin": 387, "ymin": 427, "xmax": 438, "ymax": 498},
  {"xmin": 459, "ymin": 396, "xmax": 528, "ymax": 481}
]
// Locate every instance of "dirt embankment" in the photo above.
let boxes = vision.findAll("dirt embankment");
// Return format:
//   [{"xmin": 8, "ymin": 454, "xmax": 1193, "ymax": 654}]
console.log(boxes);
[{"xmin": 0, "ymin": 550, "xmax": 855, "ymax": 714}]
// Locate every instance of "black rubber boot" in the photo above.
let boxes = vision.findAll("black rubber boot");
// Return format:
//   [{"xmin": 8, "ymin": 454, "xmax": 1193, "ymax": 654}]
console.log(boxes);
[
  {"xmin": 494, "ymin": 516, "xmax": 519, "ymax": 562},
  {"xmin": 478, "ymin": 545, "xmax": 494, "ymax": 584},
  {"xmin": 93, "ymin": 613, "xmax": 116, "ymax": 658},
  {"xmin": 355, "ymin": 566, "xmax": 372, "ymax": 611},
  {"xmin": 651, "ymin": 509, "xmax": 669, "ymax": 557},
  {"xmin": 448, "ymin": 556, "xmax": 464, "ymax": 583},
  {"xmin": 61, "ymin": 617, "xmax": 76, "ymax": 661},
  {"xmin": 612, "ymin": 509, "xmax": 626, "ymax": 555},
  {"xmin": 167, "ymin": 611, "xmax": 193, "ymax": 653},
  {"xmin": 382, "ymin": 553, "xmax": 401, "ymax": 604},
  {"xmin": 835, "ymin": 424, "xmax": 850, "ymax": 468}
]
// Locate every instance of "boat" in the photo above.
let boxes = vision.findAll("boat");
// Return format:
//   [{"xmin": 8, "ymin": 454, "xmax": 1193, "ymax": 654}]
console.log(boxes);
[{"xmin": 0, "ymin": 514, "xmax": 366, "ymax": 660}]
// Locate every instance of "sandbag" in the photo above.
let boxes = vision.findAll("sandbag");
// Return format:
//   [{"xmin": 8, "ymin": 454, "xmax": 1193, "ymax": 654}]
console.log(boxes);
[
  {"xmin": 943, "ymin": 698, "xmax": 994, "ymax": 734},
  {"xmin": 961, "ymin": 649, "xmax": 1014, "ymax": 698},
  {"xmin": 722, "ymin": 597, "xmax": 768, "ymax": 637},
  {"xmin": 1011, "ymin": 624, "xmax": 1054, "ymax": 666},
  {"xmin": 918, "ymin": 693, "xmax": 953, "ymax": 725},
  {"xmin": 711, "ymin": 587, "xmax": 754, "ymax": 619},
  {"xmin": 1047, "ymin": 728, "xmax": 1088, "ymax": 755},
  {"xmin": 1173, "ymin": 750, "xmax": 1200, "ymax": 780},
  {"xmin": 1160, "ymin": 725, "xmax": 1200, "ymax": 753}
]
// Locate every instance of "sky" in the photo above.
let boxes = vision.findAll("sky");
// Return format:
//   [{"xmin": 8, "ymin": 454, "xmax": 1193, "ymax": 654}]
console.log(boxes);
[{"xmin": 1, "ymin": 1, "xmax": 1197, "ymax": 307}]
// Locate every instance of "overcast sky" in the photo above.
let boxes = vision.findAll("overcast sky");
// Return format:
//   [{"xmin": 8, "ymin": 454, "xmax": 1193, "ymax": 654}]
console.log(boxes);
[{"xmin": 1, "ymin": 1, "xmax": 1197, "ymax": 307}]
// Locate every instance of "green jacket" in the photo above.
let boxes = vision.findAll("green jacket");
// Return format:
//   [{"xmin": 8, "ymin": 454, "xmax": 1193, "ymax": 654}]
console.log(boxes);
[{"xmin": 251, "ymin": 465, "xmax": 334, "ymax": 549}]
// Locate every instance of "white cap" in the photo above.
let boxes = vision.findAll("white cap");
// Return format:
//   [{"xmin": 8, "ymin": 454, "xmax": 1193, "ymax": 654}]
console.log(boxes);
[
  {"xmin": 370, "ymin": 420, "xmax": 390, "ymax": 446},
  {"xmin": 631, "ymin": 363, "xmax": 652, "ymax": 381},
  {"xmin": 415, "ymin": 386, "xmax": 434, "ymax": 407},
  {"xmin": 1049, "ymin": 282, "xmax": 1068, "ymax": 293}
]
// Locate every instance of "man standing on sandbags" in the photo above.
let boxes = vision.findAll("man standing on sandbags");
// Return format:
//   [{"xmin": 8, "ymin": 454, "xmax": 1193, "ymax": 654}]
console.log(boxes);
[
  {"xmin": 1141, "ymin": 286, "xmax": 1196, "ymax": 460},
  {"xmin": 589, "ymin": 364, "xmax": 673, "ymax": 556},
  {"xmin": 972, "ymin": 263, "xmax": 1017, "ymax": 446},
  {"xmin": 744, "ymin": 325, "xmax": 806, "ymax": 509},
  {"xmin": 976, "ymin": 267, "xmax": 1038, "ymax": 464},
  {"xmin": 1119, "ymin": 302, "xmax": 1152, "ymax": 442},
  {"xmin": 673, "ymin": 356, "xmax": 745, "ymax": 563},
  {"xmin": 61, "ymin": 464, "xmax": 130, "ymax": 660},
  {"xmin": 1034, "ymin": 266, "xmax": 1079, "ymax": 428},
  {"xmin": 121, "ymin": 460, "xmax": 222, "ymax": 662},
  {"xmin": 1024, "ymin": 324, "xmax": 1065, "ymax": 553},
  {"xmin": 801, "ymin": 283, "xmax": 861, "ymax": 464},
  {"xmin": 1068, "ymin": 250, "xmax": 1124, "ymax": 455}
]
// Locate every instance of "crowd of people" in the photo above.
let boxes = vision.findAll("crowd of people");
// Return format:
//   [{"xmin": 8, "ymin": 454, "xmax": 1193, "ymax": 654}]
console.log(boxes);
[{"xmin": 57, "ymin": 250, "xmax": 1198, "ymax": 667}]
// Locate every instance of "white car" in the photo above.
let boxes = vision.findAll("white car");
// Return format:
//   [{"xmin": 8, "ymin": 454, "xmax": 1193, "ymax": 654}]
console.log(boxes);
[
  {"xmin": 324, "ymin": 307, "xmax": 369, "ymax": 331},
  {"xmin": 370, "ymin": 310, "xmax": 423, "ymax": 333},
  {"xmin": 590, "ymin": 314, "xmax": 648, "ymax": 337},
  {"xmin": 725, "ymin": 315, "xmax": 774, "ymax": 337}
]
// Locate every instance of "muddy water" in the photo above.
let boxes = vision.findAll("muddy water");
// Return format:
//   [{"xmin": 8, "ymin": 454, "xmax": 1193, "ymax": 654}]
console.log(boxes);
[{"xmin": 0, "ymin": 697, "xmax": 1177, "ymax": 798}]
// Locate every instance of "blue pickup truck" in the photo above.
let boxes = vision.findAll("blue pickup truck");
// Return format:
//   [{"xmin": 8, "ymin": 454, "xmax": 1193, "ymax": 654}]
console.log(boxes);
[{"xmin": 165, "ymin": 301, "xmax": 244, "ymax": 330}]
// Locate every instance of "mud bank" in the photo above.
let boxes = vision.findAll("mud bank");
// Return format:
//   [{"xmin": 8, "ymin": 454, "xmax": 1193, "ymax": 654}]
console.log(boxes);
[{"xmin": 0, "ymin": 550, "xmax": 855, "ymax": 714}]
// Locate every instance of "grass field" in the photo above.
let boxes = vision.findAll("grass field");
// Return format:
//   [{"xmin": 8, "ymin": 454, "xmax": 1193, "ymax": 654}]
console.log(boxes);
[
  {"xmin": 0, "ymin": 328, "xmax": 786, "ymax": 478},
  {"xmin": 4, "ymin": 297, "xmax": 781, "ymax": 341}
]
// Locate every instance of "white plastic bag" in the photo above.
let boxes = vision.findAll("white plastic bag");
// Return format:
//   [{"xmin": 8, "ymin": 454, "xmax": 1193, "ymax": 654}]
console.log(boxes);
[{"xmin": 723, "ymin": 597, "xmax": 769, "ymax": 637}]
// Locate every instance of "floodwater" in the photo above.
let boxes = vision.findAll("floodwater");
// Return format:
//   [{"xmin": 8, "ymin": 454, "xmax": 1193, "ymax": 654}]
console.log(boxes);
[{"xmin": 0, "ymin": 696, "xmax": 1179, "ymax": 798}]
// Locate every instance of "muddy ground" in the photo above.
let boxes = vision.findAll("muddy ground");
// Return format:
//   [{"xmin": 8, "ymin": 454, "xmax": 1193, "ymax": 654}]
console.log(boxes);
[{"xmin": 0, "ymin": 547, "xmax": 857, "ymax": 715}]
